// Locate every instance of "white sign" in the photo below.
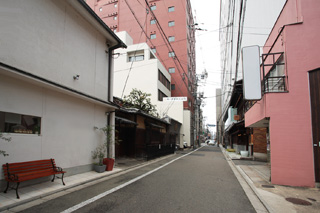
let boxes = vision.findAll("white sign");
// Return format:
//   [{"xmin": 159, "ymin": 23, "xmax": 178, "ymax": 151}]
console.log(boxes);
[
  {"xmin": 242, "ymin": 45, "xmax": 262, "ymax": 100},
  {"xmin": 163, "ymin": 97, "xmax": 187, "ymax": 101}
]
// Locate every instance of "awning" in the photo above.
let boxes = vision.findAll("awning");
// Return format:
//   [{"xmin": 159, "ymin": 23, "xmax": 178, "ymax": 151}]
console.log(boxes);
[
  {"xmin": 115, "ymin": 116, "xmax": 137, "ymax": 125},
  {"xmin": 225, "ymin": 120, "xmax": 245, "ymax": 133}
]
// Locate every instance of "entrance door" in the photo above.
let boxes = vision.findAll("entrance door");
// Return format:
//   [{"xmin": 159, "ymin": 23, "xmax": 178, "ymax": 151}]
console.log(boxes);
[{"xmin": 309, "ymin": 69, "xmax": 320, "ymax": 182}]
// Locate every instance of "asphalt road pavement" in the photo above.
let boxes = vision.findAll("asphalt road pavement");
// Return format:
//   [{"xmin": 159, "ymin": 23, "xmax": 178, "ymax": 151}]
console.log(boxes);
[{"xmin": 20, "ymin": 146, "xmax": 255, "ymax": 213}]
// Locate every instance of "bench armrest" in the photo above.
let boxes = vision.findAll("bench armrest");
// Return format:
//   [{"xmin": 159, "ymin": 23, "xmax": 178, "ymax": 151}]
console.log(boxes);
[
  {"xmin": 7, "ymin": 173, "xmax": 19, "ymax": 181},
  {"xmin": 54, "ymin": 167, "xmax": 64, "ymax": 172}
]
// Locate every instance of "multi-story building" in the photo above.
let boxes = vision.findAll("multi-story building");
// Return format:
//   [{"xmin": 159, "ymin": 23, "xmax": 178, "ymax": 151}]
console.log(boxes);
[
  {"xmin": 113, "ymin": 32, "xmax": 171, "ymax": 105},
  {"xmin": 217, "ymin": 0, "xmax": 286, "ymax": 153},
  {"xmin": 0, "ymin": 0, "xmax": 125, "ymax": 187},
  {"xmin": 86, "ymin": 0, "xmax": 197, "ymax": 146},
  {"xmin": 114, "ymin": 31, "xmax": 189, "ymax": 148}
]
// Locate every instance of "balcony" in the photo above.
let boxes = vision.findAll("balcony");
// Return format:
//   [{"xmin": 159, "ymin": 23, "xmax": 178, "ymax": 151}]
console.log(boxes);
[
  {"xmin": 262, "ymin": 52, "xmax": 287, "ymax": 94},
  {"xmin": 264, "ymin": 75, "xmax": 287, "ymax": 93}
]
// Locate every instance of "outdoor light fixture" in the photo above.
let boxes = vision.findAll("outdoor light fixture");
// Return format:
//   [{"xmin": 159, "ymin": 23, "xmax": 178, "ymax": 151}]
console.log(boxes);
[{"xmin": 73, "ymin": 75, "xmax": 80, "ymax": 80}]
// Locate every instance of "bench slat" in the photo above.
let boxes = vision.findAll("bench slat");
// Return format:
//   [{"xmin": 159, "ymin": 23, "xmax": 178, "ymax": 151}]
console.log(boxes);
[{"xmin": 6, "ymin": 165, "xmax": 54, "ymax": 173}]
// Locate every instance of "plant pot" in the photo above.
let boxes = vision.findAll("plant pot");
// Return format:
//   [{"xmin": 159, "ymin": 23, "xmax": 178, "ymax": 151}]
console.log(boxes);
[
  {"xmin": 240, "ymin": 151, "xmax": 249, "ymax": 157},
  {"xmin": 103, "ymin": 158, "xmax": 115, "ymax": 171},
  {"xmin": 94, "ymin": 164, "xmax": 106, "ymax": 173}
]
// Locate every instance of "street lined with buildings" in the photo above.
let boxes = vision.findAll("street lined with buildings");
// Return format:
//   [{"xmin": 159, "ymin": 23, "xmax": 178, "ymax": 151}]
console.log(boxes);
[{"xmin": 1, "ymin": 0, "xmax": 320, "ymax": 212}]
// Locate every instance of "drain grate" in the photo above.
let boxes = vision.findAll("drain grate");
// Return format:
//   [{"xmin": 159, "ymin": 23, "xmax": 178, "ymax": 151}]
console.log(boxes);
[
  {"xmin": 261, "ymin": 185, "xmax": 275, "ymax": 188},
  {"xmin": 285, "ymin": 197, "xmax": 312, "ymax": 206}
]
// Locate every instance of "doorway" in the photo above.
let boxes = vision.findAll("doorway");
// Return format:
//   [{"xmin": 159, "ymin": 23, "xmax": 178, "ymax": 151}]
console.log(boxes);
[{"xmin": 309, "ymin": 68, "xmax": 320, "ymax": 182}]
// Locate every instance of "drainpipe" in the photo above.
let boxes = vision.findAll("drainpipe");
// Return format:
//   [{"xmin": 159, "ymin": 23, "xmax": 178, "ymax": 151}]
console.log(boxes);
[
  {"xmin": 107, "ymin": 43, "xmax": 126, "ymax": 159},
  {"xmin": 108, "ymin": 43, "xmax": 126, "ymax": 102}
]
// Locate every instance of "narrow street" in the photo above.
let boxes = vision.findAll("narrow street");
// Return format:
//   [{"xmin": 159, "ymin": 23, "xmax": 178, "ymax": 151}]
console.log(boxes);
[{"xmin": 20, "ymin": 146, "xmax": 255, "ymax": 213}]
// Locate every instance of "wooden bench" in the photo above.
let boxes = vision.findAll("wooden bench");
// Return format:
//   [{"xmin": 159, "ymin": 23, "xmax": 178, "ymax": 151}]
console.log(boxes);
[{"xmin": 2, "ymin": 159, "xmax": 66, "ymax": 199}]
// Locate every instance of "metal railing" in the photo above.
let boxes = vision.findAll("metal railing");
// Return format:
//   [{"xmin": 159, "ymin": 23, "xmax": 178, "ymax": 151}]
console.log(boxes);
[{"xmin": 264, "ymin": 76, "xmax": 287, "ymax": 93}]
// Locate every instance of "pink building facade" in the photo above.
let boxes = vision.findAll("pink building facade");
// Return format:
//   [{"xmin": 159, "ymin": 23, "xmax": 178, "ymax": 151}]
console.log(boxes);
[{"xmin": 245, "ymin": 0, "xmax": 320, "ymax": 187}]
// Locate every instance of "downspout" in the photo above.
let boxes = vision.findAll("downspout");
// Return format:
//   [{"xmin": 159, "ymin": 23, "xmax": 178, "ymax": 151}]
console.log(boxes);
[
  {"xmin": 108, "ymin": 43, "xmax": 126, "ymax": 102},
  {"xmin": 107, "ymin": 43, "xmax": 126, "ymax": 159}
]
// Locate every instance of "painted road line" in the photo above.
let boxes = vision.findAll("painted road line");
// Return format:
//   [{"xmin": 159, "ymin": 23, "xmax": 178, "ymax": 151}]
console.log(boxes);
[{"xmin": 61, "ymin": 148, "xmax": 201, "ymax": 213}]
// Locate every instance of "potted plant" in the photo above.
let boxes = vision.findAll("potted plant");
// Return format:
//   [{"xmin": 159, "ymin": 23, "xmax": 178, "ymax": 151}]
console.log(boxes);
[
  {"xmin": 91, "ymin": 143, "xmax": 107, "ymax": 173},
  {"xmin": 93, "ymin": 125, "xmax": 120, "ymax": 171},
  {"xmin": 100, "ymin": 125, "xmax": 115, "ymax": 171}
]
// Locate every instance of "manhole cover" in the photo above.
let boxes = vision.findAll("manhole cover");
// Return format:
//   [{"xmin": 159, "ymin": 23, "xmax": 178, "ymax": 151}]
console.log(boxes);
[
  {"xmin": 285, "ymin": 198, "xmax": 312, "ymax": 206},
  {"xmin": 261, "ymin": 185, "xmax": 275, "ymax": 188}
]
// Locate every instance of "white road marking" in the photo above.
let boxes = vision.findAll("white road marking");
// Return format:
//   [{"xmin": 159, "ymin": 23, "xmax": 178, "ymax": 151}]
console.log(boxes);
[{"xmin": 61, "ymin": 148, "xmax": 200, "ymax": 213}]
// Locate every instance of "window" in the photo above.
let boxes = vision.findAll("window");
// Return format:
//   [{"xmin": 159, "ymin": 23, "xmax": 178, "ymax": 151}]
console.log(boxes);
[
  {"xmin": 128, "ymin": 50, "xmax": 144, "ymax": 62},
  {"xmin": 168, "ymin": 6, "xmax": 175, "ymax": 12},
  {"xmin": 150, "ymin": 51, "xmax": 155, "ymax": 59},
  {"xmin": 168, "ymin": 67, "xmax": 175, "ymax": 73},
  {"xmin": 150, "ymin": 19, "xmax": 156, "ymax": 25},
  {"xmin": 169, "ymin": 51, "xmax": 175, "ymax": 57},
  {"xmin": 168, "ymin": 36, "xmax": 175, "ymax": 42},
  {"xmin": 0, "ymin": 111, "xmax": 41, "ymax": 134},
  {"xmin": 168, "ymin": 21, "xmax": 175, "ymax": 27},
  {"xmin": 171, "ymin": 84, "xmax": 175, "ymax": 90},
  {"xmin": 151, "ymin": 48, "xmax": 156, "ymax": 54},
  {"xmin": 114, "ymin": 3, "xmax": 117, "ymax": 7},
  {"xmin": 263, "ymin": 54, "xmax": 286, "ymax": 93},
  {"xmin": 129, "ymin": 55, "xmax": 144, "ymax": 62},
  {"xmin": 150, "ymin": 5, "xmax": 156, "ymax": 11},
  {"xmin": 158, "ymin": 90, "xmax": 168, "ymax": 101},
  {"xmin": 158, "ymin": 70, "xmax": 171, "ymax": 90},
  {"xmin": 99, "ymin": 7, "xmax": 102, "ymax": 12},
  {"xmin": 150, "ymin": 34, "xmax": 156, "ymax": 39},
  {"xmin": 114, "ymin": 16, "xmax": 117, "ymax": 20}
]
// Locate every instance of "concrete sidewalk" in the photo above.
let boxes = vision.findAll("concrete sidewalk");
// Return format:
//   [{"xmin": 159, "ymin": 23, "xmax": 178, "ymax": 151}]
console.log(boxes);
[
  {"xmin": 221, "ymin": 146, "xmax": 320, "ymax": 213},
  {"xmin": 0, "ymin": 156, "xmax": 169, "ymax": 212}
]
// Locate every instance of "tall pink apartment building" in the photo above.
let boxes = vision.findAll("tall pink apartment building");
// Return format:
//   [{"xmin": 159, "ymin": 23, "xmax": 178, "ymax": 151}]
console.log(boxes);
[
  {"xmin": 245, "ymin": 0, "xmax": 320, "ymax": 187},
  {"xmin": 86, "ymin": 0, "xmax": 196, "ymax": 112}
]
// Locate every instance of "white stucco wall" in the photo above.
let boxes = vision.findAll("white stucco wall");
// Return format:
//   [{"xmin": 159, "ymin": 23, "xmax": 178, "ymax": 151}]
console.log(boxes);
[
  {"xmin": 157, "ymin": 101, "xmax": 183, "ymax": 123},
  {"xmin": 0, "ymin": 75, "xmax": 110, "ymax": 180},
  {"xmin": 113, "ymin": 33, "xmax": 171, "ymax": 105},
  {"xmin": 157, "ymin": 100, "xmax": 188, "ymax": 148},
  {"xmin": 183, "ymin": 110, "xmax": 191, "ymax": 147},
  {"xmin": 0, "ymin": 0, "xmax": 111, "ymax": 101},
  {"xmin": 0, "ymin": 0, "xmax": 120, "ymax": 181}
]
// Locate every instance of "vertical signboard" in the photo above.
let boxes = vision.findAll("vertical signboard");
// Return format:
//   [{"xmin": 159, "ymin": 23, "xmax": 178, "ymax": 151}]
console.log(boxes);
[{"xmin": 242, "ymin": 46, "xmax": 262, "ymax": 100}]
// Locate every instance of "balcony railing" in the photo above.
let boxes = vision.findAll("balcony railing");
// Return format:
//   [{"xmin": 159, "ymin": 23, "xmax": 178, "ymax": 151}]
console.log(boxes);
[{"xmin": 264, "ymin": 76, "xmax": 287, "ymax": 93}]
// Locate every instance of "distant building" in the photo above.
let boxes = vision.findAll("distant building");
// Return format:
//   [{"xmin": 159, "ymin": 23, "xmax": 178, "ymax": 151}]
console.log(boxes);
[
  {"xmin": 113, "ymin": 32, "xmax": 171, "ymax": 104},
  {"xmin": 86, "ymin": 0, "xmax": 197, "ymax": 146},
  {"xmin": 113, "ymin": 32, "xmax": 190, "ymax": 148}
]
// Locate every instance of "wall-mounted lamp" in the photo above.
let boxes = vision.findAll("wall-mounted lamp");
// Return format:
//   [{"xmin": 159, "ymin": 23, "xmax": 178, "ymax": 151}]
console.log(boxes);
[{"xmin": 73, "ymin": 75, "xmax": 80, "ymax": 80}]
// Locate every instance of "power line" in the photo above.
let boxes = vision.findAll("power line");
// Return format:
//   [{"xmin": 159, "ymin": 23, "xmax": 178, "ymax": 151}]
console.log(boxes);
[
  {"xmin": 121, "ymin": 0, "xmax": 147, "ymax": 98},
  {"xmin": 144, "ymin": 0, "xmax": 194, "ymax": 93},
  {"xmin": 122, "ymin": 0, "xmax": 186, "ymax": 97}
]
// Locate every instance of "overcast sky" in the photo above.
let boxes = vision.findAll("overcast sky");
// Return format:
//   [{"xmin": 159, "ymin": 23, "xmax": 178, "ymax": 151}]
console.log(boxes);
[{"xmin": 190, "ymin": 0, "xmax": 221, "ymax": 130}]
